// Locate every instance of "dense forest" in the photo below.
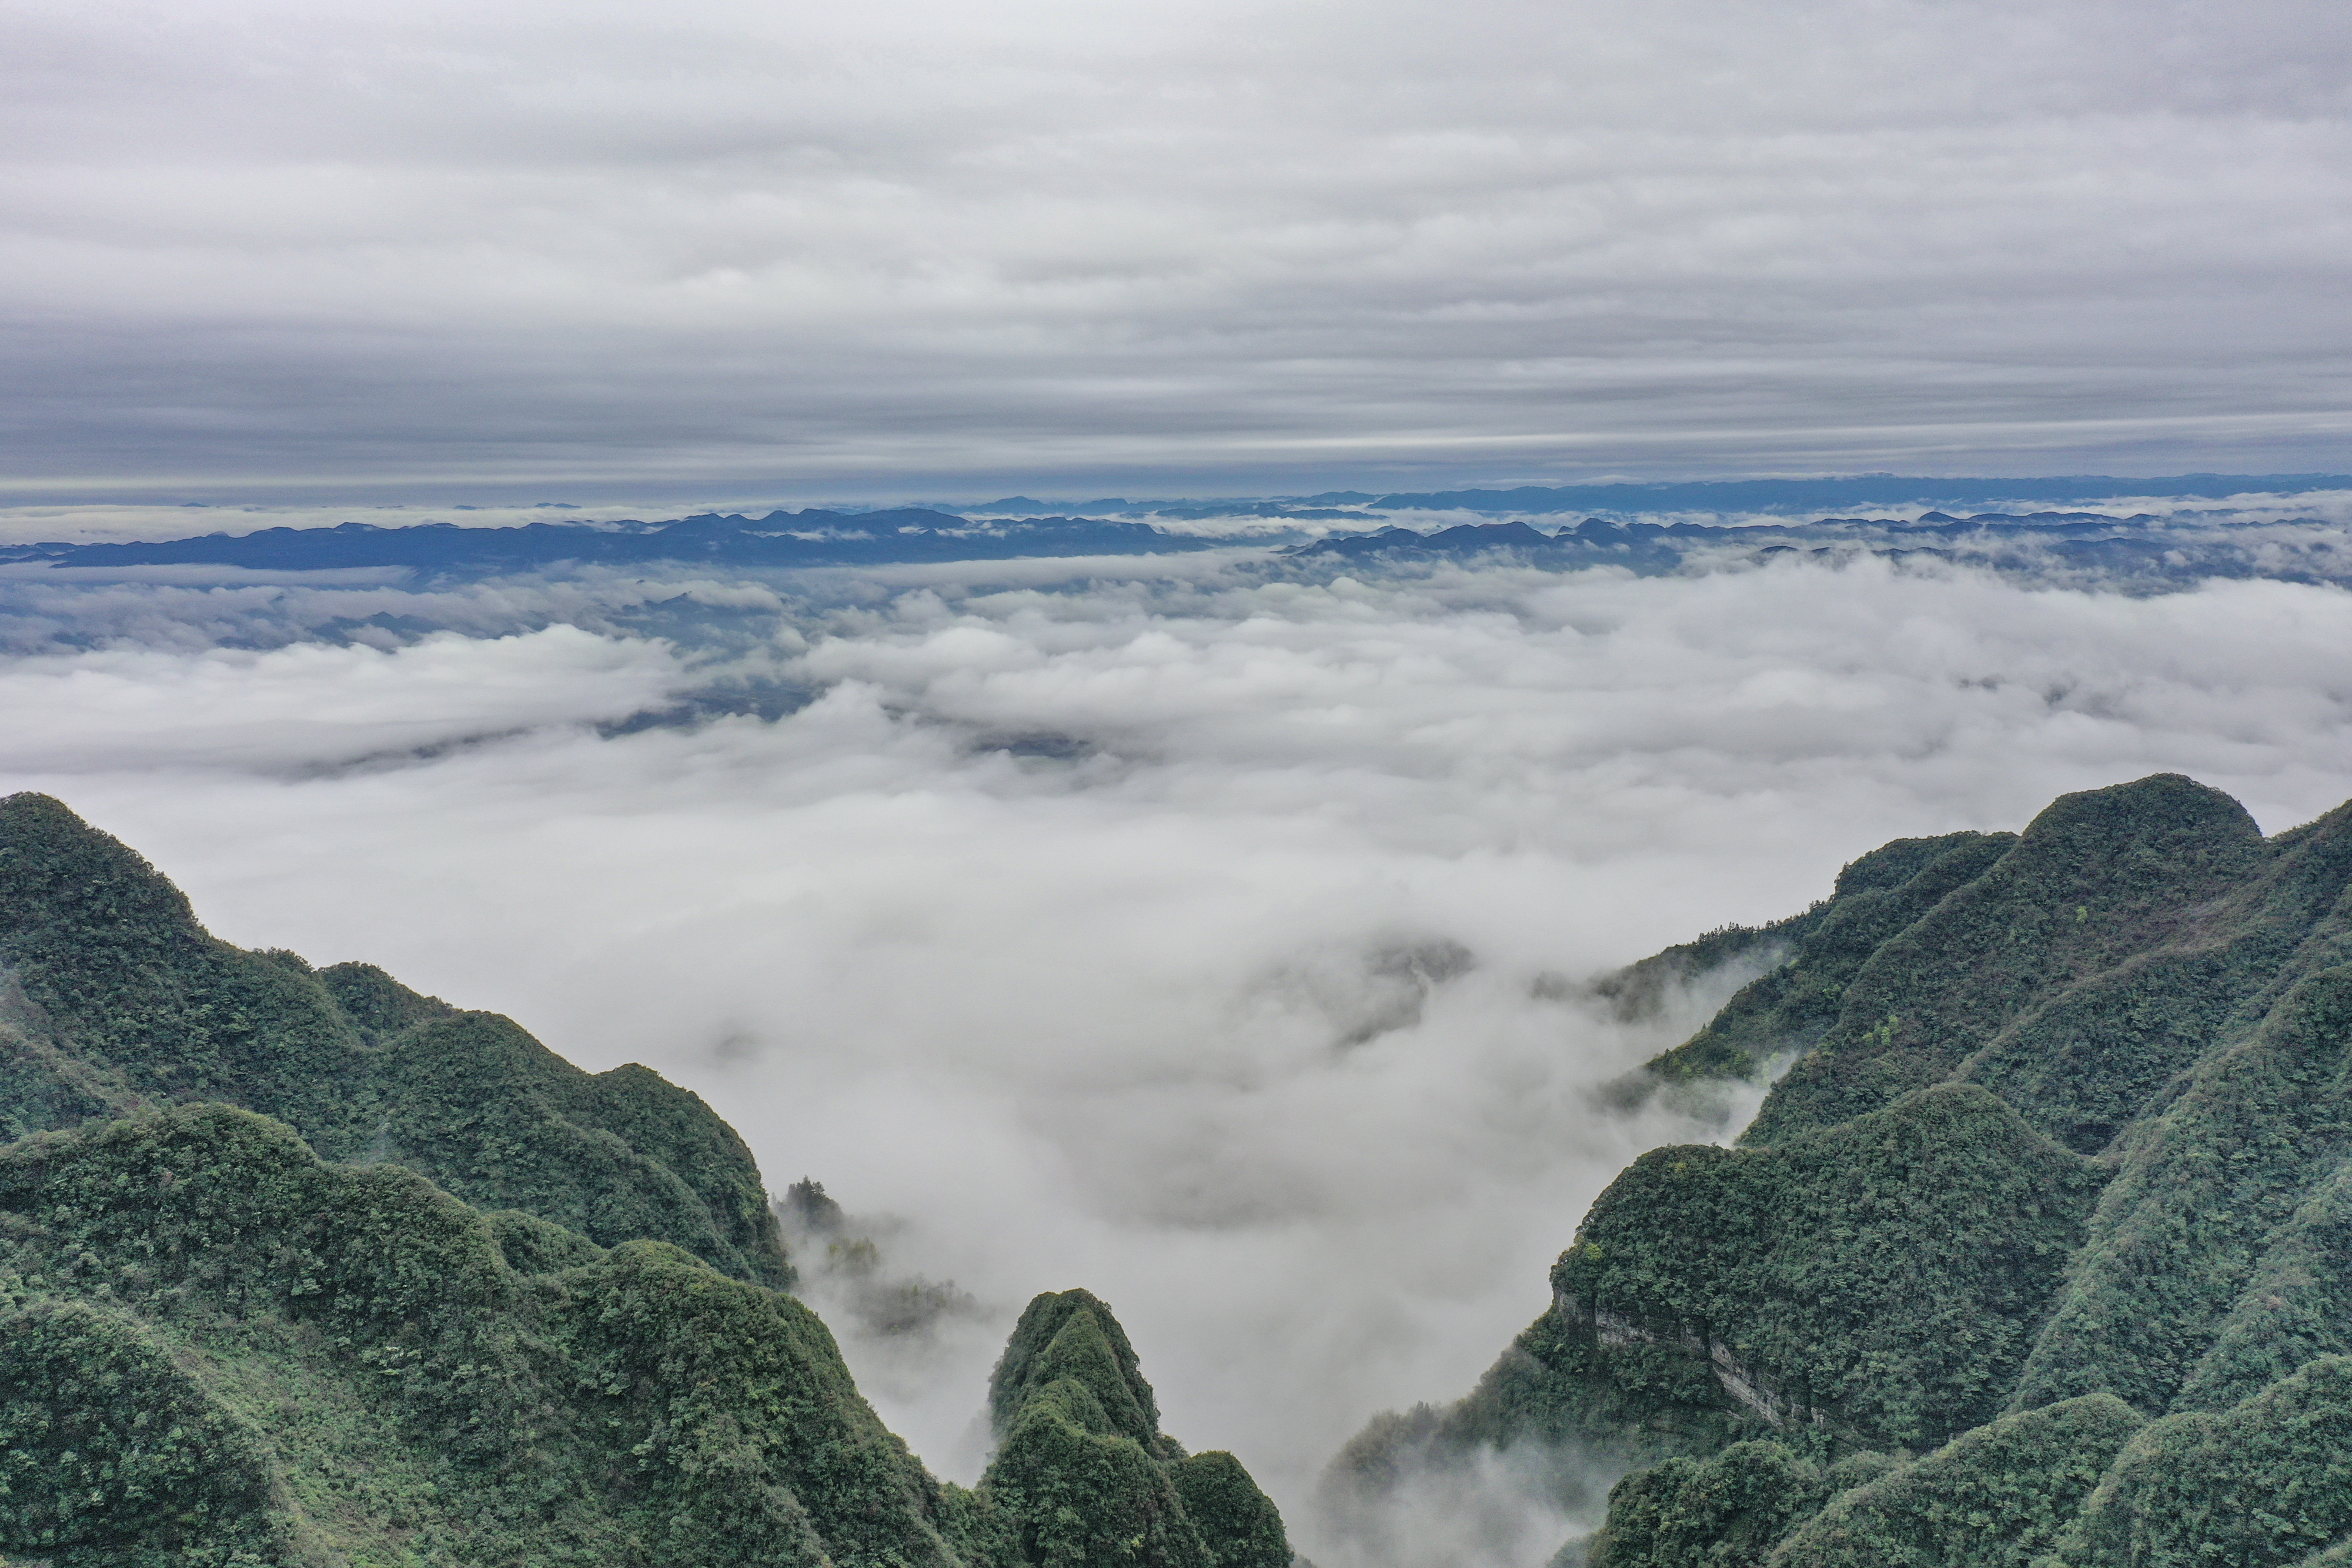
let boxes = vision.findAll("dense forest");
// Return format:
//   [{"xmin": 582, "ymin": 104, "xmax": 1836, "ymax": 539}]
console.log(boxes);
[
  {"xmin": 1335, "ymin": 773, "xmax": 2352, "ymax": 1565},
  {"xmin": 0, "ymin": 795, "xmax": 1284, "ymax": 1566}
]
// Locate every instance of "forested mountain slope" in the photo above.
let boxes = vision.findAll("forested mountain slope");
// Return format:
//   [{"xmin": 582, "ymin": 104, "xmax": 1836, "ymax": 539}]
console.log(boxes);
[
  {"xmin": 0, "ymin": 798, "xmax": 1290, "ymax": 1566},
  {"xmin": 1337, "ymin": 774, "xmax": 2352, "ymax": 1567},
  {"xmin": 0, "ymin": 1105, "xmax": 968, "ymax": 1567},
  {"xmin": 0, "ymin": 792, "xmax": 790, "ymax": 1288}
]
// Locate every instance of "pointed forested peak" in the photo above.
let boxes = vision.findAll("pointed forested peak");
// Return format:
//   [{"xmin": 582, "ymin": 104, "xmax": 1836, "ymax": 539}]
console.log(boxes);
[
  {"xmin": 779, "ymin": 1175, "xmax": 848, "ymax": 1235},
  {"xmin": 1740, "ymin": 774, "xmax": 2277, "ymax": 1144},
  {"xmin": 1830, "ymin": 828, "xmax": 2012, "ymax": 898},
  {"xmin": 317, "ymin": 960, "xmax": 457, "ymax": 1038},
  {"xmin": 976, "ymin": 1290, "xmax": 1289, "ymax": 1568},
  {"xmin": 2003, "ymin": 771, "xmax": 2266, "ymax": 893},
  {"xmin": 1171, "ymin": 1451, "xmax": 1292, "ymax": 1568},
  {"xmin": 0, "ymin": 791, "xmax": 201, "ymax": 947},
  {"xmin": 988, "ymin": 1288, "xmax": 1161, "ymax": 1445}
]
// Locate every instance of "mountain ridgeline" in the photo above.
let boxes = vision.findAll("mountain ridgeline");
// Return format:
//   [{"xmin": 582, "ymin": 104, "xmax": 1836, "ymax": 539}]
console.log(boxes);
[
  {"xmin": 0, "ymin": 795, "xmax": 1287, "ymax": 1566},
  {"xmin": 1335, "ymin": 773, "xmax": 2352, "ymax": 1566},
  {"xmin": 0, "ymin": 792, "xmax": 790, "ymax": 1289}
]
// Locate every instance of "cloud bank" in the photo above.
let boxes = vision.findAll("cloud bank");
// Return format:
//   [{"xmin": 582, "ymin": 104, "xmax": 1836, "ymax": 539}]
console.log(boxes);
[
  {"xmin": 6, "ymin": 0, "xmax": 2351, "ymax": 492},
  {"xmin": 9, "ymin": 551, "xmax": 2352, "ymax": 1566}
]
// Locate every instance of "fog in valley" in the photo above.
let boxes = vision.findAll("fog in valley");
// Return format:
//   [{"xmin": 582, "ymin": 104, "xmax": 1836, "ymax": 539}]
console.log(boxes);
[{"xmin": 5, "ymin": 534, "xmax": 2352, "ymax": 1562}]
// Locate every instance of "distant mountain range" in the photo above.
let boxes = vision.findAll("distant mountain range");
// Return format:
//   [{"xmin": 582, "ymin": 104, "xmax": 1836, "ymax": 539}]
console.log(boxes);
[
  {"xmin": 1286, "ymin": 510, "xmax": 2351, "ymax": 587},
  {"xmin": 0, "ymin": 509, "xmax": 1223, "ymax": 574},
  {"xmin": 10, "ymin": 495, "xmax": 2350, "ymax": 587},
  {"xmin": 957, "ymin": 472, "xmax": 2352, "ymax": 517}
]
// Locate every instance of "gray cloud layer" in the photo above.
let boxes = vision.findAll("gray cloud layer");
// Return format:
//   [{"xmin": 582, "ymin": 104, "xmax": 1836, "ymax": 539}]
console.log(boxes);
[
  {"xmin": 6, "ymin": 0, "xmax": 2350, "ymax": 494},
  {"xmin": 7, "ymin": 550, "xmax": 2352, "ymax": 1563}
]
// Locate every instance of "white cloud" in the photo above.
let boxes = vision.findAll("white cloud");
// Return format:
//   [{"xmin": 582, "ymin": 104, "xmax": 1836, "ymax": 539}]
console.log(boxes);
[{"xmin": 0, "ymin": 626, "xmax": 694, "ymax": 770}]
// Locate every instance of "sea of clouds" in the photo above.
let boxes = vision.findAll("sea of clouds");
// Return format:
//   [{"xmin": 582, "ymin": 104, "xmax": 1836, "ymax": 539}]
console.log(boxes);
[{"xmin": 7, "ymin": 542, "xmax": 2352, "ymax": 1564}]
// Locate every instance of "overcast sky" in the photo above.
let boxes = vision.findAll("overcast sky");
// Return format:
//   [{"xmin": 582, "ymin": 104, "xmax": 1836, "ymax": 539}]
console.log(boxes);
[{"xmin": 7, "ymin": 0, "xmax": 2350, "ymax": 499}]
